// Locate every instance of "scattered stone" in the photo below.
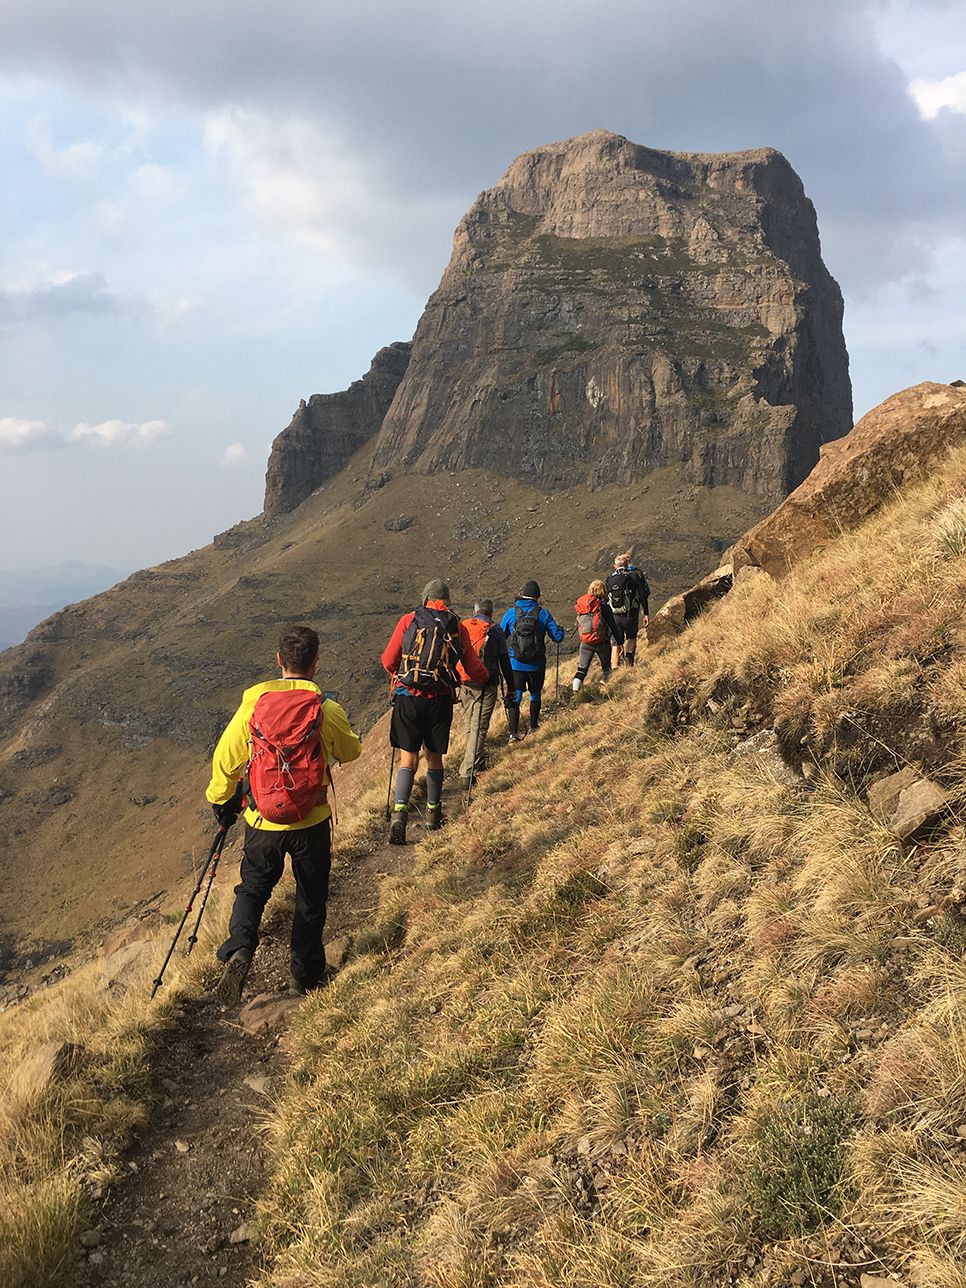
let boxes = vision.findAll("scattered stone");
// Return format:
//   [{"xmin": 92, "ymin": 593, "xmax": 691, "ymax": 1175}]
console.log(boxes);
[
  {"xmin": 861, "ymin": 1276, "xmax": 904, "ymax": 1288},
  {"xmin": 732, "ymin": 728, "xmax": 801, "ymax": 789},
  {"xmin": 238, "ymin": 992, "xmax": 304, "ymax": 1036},
  {"xmin": 383, "ymin": 515, "xmax": 415, "ymax": 533},
  {"xmin": 203, "ymin": 1235, "xmax": 223, "ymax": 1254},
  {"xmin": 325, "ymin": 935, "xmax": 351, "ymax": 970},
  {"xmin": 79, "ymin": 1228, "xmax": 102, "ymax": 1249},
  {"xmin": 101, "ymin": 940, "xmax": 150, "ymax": 990},
  {"xmin": 174, "ymin": 1139, "xmax": 190, "ymax": 1154},
  {"xmin": 229, "ymin": 1222, "xmax": 254, "ymax": 1245},
  {"xmin": 868, "ymin": 768, "xmax": 950, "ymax": 841},
  {"xmin": 3, "ymin": 1039, "xmax": 81, "ymax": 1114},
  {"xmin": 243, "ymin": 1073, "xmax": 272, "ymax": 1097}
]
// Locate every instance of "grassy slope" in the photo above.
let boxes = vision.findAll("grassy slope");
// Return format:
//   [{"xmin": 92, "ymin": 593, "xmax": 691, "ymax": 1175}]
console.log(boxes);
[
  {"xmin": 254, "ymin": 449, "xmax": 966, "ymax": 1287},
  {"xmin": 0, "ymin": 442, "xmax": 764, "ymax": 962}
]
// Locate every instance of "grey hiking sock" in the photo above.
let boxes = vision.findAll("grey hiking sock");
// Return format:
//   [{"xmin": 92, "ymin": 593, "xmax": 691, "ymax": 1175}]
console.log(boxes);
[
  {"xmin": 395, "ymin": 766, "xmax": 415, "ymax": 807},
  {"xmin": 426, "ymin": 768, "xmax": 443, "ymax": 807}
]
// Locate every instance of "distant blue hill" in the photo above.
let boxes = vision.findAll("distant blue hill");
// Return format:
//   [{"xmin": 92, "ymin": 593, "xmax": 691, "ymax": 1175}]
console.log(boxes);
[{"xmin": 0, "ymin": 562, "xmax": 129, "ymax": 650}]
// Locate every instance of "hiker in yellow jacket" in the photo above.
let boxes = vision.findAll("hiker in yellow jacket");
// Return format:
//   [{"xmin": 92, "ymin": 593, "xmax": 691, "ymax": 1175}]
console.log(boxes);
[{"xmin": 206, "ymin": 625, "xmax": 361, "ymax": 1005}]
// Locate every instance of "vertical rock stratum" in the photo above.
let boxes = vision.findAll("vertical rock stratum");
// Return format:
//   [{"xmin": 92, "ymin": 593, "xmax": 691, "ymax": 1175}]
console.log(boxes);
[
  {"xmin": 371, "ymin": 130, "xmax": 851, "ymax": 501},
  {"xmin": 263, "ymin": 341, "xmax": 411, "ymax": 516}
]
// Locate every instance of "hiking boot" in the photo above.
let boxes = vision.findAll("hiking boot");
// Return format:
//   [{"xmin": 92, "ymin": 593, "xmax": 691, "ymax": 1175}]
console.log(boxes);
[
  {"xmin": 287, "ymin": 967, "xmax": 332, "ymax": 997},
  {"xmin": 215, "ymin": 947, "xmax": 253, "ymax": 1007},
  {"xmin": 427, "ymin": 803, "xmax": 445, "ymax": 831},
  {"xmin": 389, "ymin": 806, "xmax": 408, "ymax": 846}
]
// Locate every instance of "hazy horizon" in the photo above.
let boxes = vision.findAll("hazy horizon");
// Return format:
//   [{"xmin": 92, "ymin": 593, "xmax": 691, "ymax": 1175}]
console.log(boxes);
[{"xmin": 2, "ymin": 0, "xmax": 965, "ymax": 573}]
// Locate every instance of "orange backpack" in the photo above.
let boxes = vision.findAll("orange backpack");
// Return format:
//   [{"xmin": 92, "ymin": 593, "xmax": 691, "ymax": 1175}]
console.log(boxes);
[
  {"xmin": 457, "ymin": 616, "xmax": 491, "ymax": 683},
  {"xmin": 576, "ymin": 594, "xmax": 607, "ymax": 645}
]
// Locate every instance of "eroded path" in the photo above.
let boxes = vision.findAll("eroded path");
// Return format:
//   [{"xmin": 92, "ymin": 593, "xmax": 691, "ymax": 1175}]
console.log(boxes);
[{"xmin": 72, "ymin": 810, "xmax": 421, "ymax": 1288}]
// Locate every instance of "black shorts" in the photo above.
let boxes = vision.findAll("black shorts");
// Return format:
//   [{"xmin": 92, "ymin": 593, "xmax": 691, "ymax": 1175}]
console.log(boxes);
[
  {"xmin": 611, "ymin": 612, "xmax": 640, "ymax": 644},
  {"xmin": 511, "ymin": 667, "xmax": 546, "ymax": 696},
  {"xmin": 390, "ymin": 693, "xmax": 454, "ymax": 754}
]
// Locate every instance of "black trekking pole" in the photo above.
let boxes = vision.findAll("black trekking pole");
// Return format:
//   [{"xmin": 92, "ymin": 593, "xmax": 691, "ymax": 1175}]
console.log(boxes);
[
  {"xmin": 150, "ymin": 824, "xmax": 230, "ymax": 998},
  {"xmin": 185, "ymin": 831, "xmax": 228, "ymax": 957},
  {"xmin": 555, "ymin": 641, "xmax": 560, "ymax": 704}
]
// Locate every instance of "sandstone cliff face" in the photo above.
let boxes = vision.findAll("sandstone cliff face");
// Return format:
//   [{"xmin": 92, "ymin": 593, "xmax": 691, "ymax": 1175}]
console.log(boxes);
[
  {"xmin": 263, "ymin": 341, "xmax": 411, "ymax": 516},
  {"xmin": 649, "ymin": 381, "xmax": 966, "ymax": 642},
  {"xmin": 732, "ymin": 382, "xmax": 966, "ymax": 576},
  {"xmin": 373, "ymin": 130, "xmax": 851, "ymax": 502}
]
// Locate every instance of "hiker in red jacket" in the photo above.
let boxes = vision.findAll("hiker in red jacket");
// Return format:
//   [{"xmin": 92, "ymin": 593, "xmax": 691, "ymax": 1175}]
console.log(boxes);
[{"xmin": 382, "ymin": 579, "xmax": 488, "ymax": 844}]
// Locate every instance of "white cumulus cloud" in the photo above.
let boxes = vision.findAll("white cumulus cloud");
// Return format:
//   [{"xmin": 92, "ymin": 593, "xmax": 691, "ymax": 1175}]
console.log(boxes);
[
  {"xmin": 220, "ymin": 441, "xmax": 248, "ymax": 467},
  {"xmin": 911, "ymin": 70, "xmax": 966, "ymax": 119},
  {"xmin": 0, "ymin": 417, "xmax": 62, "ymax": 452},
  {"xmin": 70, "ymin": 418, "xmax": 170, "ymax": 447}
]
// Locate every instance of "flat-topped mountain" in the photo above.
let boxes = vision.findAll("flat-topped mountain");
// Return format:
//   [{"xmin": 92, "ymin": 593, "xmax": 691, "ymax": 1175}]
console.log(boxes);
[{"xmin": 370, "ymin": 130, "xmax": 851, "ymax": 500}]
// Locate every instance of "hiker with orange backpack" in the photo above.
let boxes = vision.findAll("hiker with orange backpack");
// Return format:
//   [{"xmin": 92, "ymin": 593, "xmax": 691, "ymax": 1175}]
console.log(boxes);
[
  {"xmin": 458, "ymin": 598, "xmax": 519, "ymax": 785},
  {"xmin": 206, "ymin": 625, "xmax": 361, "ymax": 1005},
  {"xmin": 382, "ymin": 579, "xmax": 489, "ymax": 844},
  {"xmin": 572, "ymin": 579, "xmax": 618, "ymax": 691}
]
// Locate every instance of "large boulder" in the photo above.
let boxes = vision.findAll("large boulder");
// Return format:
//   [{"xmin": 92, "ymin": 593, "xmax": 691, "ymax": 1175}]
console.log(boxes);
[{"xmin": 732, "ymin": 383, "xmax": 966, "ymax": 577}]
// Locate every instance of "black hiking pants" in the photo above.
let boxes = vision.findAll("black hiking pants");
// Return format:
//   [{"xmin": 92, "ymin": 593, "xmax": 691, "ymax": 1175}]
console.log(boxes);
[{"xmin": 218, "ymin": 819, "xmax": 331, "ymax": 990}]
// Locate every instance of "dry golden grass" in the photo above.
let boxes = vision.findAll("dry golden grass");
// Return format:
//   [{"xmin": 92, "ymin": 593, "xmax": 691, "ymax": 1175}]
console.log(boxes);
[
  {"xmin": 7, "ymin": 445, "xmax": 966, "ymax": 1286},
  {"xmin": 250, "ymin": 446, "xmax": 966, "ymax": 1286}
]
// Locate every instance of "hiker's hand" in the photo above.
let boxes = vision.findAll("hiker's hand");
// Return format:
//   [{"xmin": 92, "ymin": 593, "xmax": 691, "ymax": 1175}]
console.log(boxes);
[
  {"xmin": 212, "ymin": 783, "xmax": 244, "ymax": 827},
  {"xmin": 642, "ymin": 615, "xmax": 650, "ymax": 628}
]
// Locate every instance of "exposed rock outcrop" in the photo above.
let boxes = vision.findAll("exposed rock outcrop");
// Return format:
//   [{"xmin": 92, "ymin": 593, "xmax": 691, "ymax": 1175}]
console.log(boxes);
[
  {"xmin": 647, "ymin": 381, "xmax": 966, "ymax": 644},
  {"xmin": 264, "ymin": 341, "xmax": 411, "ymax": 516},
  {"xmin": 373, "ymin": 130, "xmax": 851, "ymax": 501},
  {"xmin": 732, "ymin": 382, "xmax": 966, "ymax": 576}
]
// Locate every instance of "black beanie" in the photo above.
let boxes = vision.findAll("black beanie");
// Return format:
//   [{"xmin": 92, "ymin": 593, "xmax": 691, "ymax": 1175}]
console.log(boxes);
[{"xmin": 520, "ymin": 580, "xmax": 541, "ymax": 599}]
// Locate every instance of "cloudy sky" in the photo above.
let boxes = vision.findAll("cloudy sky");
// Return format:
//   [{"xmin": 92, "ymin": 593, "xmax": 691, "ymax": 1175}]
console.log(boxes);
[{"xmin": 1, "ymin": 0, "xmax": 964, "ymax": 572}]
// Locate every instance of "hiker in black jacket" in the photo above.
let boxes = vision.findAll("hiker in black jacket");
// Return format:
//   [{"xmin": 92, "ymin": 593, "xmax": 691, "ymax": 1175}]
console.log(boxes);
[{"xmin": 606, "ymin": 553, "xmax": 650, "ymax": 669}]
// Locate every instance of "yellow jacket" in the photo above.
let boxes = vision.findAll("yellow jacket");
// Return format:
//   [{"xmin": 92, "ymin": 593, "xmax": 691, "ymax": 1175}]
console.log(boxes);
[{"xmin": 205, "ymin": 679, "xmax": 362, "ymax": 831}]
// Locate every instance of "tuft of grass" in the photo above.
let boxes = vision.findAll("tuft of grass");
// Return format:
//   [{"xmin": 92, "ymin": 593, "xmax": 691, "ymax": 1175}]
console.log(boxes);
[{"xmin": 743, "ymin": 1089, "xmax": 857, "ymax": 1238}]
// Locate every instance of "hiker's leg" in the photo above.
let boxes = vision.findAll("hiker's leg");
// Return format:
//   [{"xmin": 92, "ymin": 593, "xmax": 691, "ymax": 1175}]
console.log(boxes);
[
  {"xmin": 288, "ymin": 819, "xmax": 332, "ymax": 990},
  {"xmin": 528, "ymin": 669, "xmax": 546, "ymax": 729},
  {"xmin": 425, "ymin": 754, "xmax": 444, "ymax": 806},
  {"xmin": 599, "ymin": 643, "xmax": 612, "ymax": 679},
  {"xmin": 423, "ymin": 698, "xmax": 453, "ymax": 812},
  {"xmin": 573, "ymin": 643, "xmax": 593, "ymax": 689},
  {"xmin": 217, "ymin": 825, "xmax": 284, "ymax": 962},
  {"xmin": 460, "ymin": 686, "xmax": 485, "ymax": 779},
  {"xmin": 476, "ymin": 685, "xmax": 498, "ymax": 767},
  {"xmin": 391, "ymin": 696, "xmax": 423, "ymax": 808},
  {"xmin": 623, "ymin": 613, "xmax": 639, "ymax": 665}
]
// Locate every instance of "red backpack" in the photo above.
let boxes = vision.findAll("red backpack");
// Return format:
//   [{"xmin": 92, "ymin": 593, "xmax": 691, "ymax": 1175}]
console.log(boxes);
[
  {"xmin": 576, "ymin": 594, "xmax": 608, "ymax": 645},
  {"xmin": 457, "ymin": 616, "xmax": 491, "ymax": 683},
  {"xmin": 248, "ymin": 689, "xmax": 328, "ymax": 824}
]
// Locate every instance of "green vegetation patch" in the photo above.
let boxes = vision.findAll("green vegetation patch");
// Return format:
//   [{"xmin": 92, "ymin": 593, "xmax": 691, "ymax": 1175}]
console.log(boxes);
[{"xmin": 744, "ymin": 1090, "xmax": 857, "ymax": 1238}]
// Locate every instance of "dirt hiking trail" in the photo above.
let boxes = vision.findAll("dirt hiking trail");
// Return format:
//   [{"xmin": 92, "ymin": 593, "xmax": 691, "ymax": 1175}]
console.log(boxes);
[{"xmin": 71, "ymin": 804, "xmax": 432, "ymax": 1288}]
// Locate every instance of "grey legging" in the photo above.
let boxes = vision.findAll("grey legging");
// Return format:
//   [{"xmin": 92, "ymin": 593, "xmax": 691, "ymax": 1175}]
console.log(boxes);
[{"xmin": 574, "ymin": 642, "xmax": 611, "ymax": 682}]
